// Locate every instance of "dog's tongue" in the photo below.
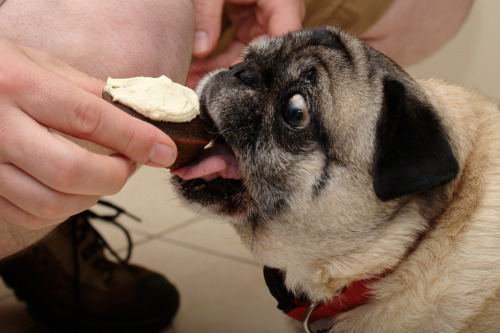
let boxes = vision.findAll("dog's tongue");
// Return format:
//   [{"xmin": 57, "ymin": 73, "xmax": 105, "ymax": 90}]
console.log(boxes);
[{"xmin": 172, "ymin": 144, "xmax": 242, "ymax": 181}]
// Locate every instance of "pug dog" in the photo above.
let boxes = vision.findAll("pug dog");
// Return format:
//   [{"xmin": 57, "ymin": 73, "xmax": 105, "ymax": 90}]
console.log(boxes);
[{"xmin": 172, "ymin": 26, "xmax": 500, "ymax": 332}]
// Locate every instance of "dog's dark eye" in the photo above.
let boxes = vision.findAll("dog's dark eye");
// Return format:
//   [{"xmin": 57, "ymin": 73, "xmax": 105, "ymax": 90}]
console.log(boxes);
[{"xmin": 281, "ymin": 94, "xmax": 310, "ymax": 130}]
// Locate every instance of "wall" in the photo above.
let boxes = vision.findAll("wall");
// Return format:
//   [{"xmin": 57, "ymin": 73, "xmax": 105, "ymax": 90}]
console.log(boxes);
[{"xmin": 406, "ymin": 0, "xmax": 500, "ymax": 101}]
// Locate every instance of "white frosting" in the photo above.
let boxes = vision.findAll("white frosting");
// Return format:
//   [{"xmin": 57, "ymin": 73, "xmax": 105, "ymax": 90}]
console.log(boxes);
[{"xmin": 104, "ymin": 76, "xmax": 199, "ymax": 122}]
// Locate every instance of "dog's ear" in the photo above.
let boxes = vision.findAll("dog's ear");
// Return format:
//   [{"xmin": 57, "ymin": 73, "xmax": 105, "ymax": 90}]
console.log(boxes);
[{"xmin": 373, "ymin": 78, "xmax": 459, "ymax": 201}]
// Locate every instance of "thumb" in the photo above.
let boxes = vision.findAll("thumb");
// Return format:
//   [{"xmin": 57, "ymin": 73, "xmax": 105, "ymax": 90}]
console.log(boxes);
[{"xmin": 192, "ymin": 0, "xmax": 225, "ymax": 58}]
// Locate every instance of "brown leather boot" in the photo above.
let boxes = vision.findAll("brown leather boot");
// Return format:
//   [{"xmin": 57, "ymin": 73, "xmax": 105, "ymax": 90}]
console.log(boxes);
[{"xmin": 0, "ymin": 201, "xmax": 179, "ymax": 332}]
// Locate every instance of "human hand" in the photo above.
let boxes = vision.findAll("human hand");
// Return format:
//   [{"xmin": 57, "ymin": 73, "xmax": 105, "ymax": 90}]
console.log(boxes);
[
  {"xmin": 188, "ymin": 0, "xmax": 305, "ymax": 88},
  {"xmin": 0, "ymin": 39, "xmax": 177, "ymax": 230}
]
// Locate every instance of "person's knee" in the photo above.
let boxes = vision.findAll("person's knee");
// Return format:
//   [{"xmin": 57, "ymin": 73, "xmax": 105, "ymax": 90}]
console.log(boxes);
[
  {"xmin": 93, "ymin": 0, "xmax": 195, "ymax": 82},
  {"xmin": 0, "ymin": 0, "xmax": 195, "ymax": 82}
]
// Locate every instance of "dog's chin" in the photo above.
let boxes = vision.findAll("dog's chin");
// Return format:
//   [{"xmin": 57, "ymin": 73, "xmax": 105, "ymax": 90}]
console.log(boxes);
[{"xmin": 171, "ymin": 176, "xmax": 247, "ymax": 216}]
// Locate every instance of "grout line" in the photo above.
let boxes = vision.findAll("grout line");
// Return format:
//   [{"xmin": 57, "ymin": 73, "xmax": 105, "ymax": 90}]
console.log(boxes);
[
  {"xmin": 97, "ymin": 213, "xmax": 260, "ymax": 268},
  {"xmin": 126, "ymin": 216, "xmax": 202, "ymax": 238},
  {"xmin": 112, "ymin": 231, "xmax": 260, "ymax": 268},
  {"xmin": 155, "ymin": 214, "xmax": 209, "ymax": 235},
  {"xmin": 157, "ymin": 236, "xmax": 260, "ymax": 267},
  {"xmin": 93, "ymin": 213, "xmax": 203, "ymax": 251}
]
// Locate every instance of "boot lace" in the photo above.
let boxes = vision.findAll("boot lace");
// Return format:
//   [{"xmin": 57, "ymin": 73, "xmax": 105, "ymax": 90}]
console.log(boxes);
[{"xmin": 70, "ymin": 200, "xmax": 141, "ymax": 309}]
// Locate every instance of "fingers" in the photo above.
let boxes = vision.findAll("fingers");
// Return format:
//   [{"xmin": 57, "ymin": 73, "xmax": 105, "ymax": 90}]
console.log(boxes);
[
  {"xmin": 0, "ymin": 111, "xmax": 133, "ymax": 230},
  {"xmin": 192, "ymin": 0, "xmax": 226, "ymax": 58},
  {"xmin": 0, "ymin": 112, "xmax": 136, "ymax": 196},
  {"xmin": 192, "ymin": 0, "xmax": 304, "ymax": 61},
  {"xmin": 0, "ymin": 40, "xmax": 151, "ymax": 233},
  {"xmin": 0, "ymin": 164, "xmax": 100, "ymax": 229},
  {"xmin": 3, "ymin": 51, "xmax": 177, "ymax": 167}
]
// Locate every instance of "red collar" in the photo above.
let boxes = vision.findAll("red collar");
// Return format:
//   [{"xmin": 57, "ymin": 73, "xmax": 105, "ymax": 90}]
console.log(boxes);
[{"xmin": 264, "ymin": 267, "xmax": 380, "ymax": 325}]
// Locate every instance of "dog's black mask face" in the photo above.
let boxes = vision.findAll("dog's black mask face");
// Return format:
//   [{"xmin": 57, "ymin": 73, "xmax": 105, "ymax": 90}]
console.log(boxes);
[
  {"xmin": 172, "ymin": 26, "xmax": 459, "ymax": 230},
  {"xmin": 173, "ymin": 28, "xmax": 356, "ymax": 227}
]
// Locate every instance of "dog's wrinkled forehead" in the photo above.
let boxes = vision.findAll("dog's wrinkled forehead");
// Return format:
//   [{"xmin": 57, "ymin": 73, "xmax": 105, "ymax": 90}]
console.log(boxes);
[{"xmin": 242, "ymin": 27, "xmax": 357, "ymax": 80}]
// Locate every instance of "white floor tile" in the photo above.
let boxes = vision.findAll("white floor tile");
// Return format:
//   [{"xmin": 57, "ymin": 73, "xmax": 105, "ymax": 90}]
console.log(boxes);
[
  {"xmin": 102, "ymin": 167, "xmax": 200, "ymax": 235},
  {"xmin": 162, "ymin": 215, "xmax": 256, "ymax": 264},
  {"xmin": 130, "ymin": 239, "xmax": 291, "ymax": 333}
]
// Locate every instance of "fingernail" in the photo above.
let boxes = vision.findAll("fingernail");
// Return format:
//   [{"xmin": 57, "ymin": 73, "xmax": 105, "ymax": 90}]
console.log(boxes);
[
  {"xmin": 194, "ymin": 31, "xmax": 210, "ymax": 56},
  {"xmin": 149, "ymin": 143, "xmax": 175, "ymax": 167}
]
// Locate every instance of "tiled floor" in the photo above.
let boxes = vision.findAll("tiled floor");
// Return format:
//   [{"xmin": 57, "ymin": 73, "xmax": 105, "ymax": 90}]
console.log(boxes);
[{"xmin": 0, "ymin": 167, "xmax": 291, "ymax": 332}]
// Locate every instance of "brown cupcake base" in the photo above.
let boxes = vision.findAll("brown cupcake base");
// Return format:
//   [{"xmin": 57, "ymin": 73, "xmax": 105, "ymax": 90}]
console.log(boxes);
[{"xmin": 102, "ymin": 90, "xmax": 213, "ymax": 169}]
